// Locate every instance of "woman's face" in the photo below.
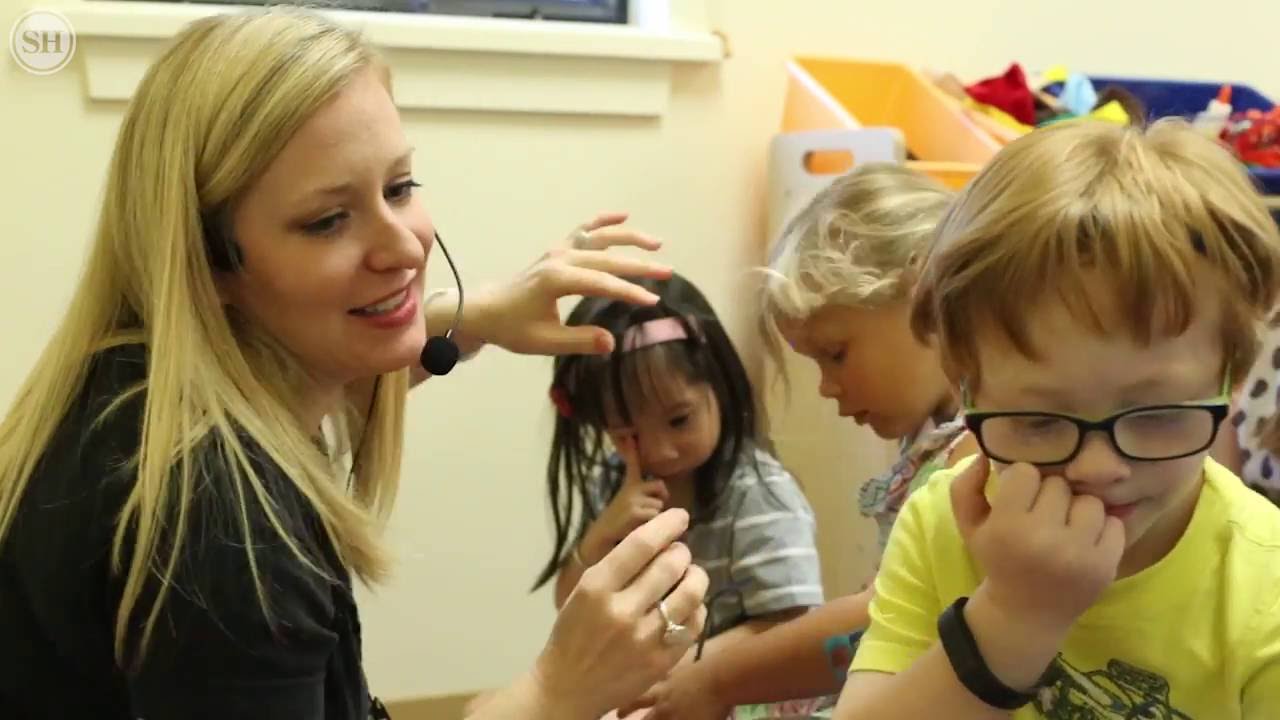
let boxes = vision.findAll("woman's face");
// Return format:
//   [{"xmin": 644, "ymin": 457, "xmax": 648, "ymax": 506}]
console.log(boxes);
[{"xmin": 221, "ymin": 67, "xmax": 433, "ymax": 393}]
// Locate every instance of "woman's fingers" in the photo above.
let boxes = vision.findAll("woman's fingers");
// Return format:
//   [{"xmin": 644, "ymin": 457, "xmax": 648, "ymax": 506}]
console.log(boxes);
[
  {"xmin": 686, "ymin": 604, "xmax": 709, "ymax": 644},
  {"xmin": 566, "ymin": 212, "xmax": 628, "ymax": 249},
  {"xmin": 647, "ymin": 602, "xmax": 708, "ymax": 660},
  {"xmin": 655, "ymin": 563, "xmax": 709, "ymax": 629},
  {"xmin": 617, "ymin": 540, "xmax": 694, "ymax": 618},
  {"xmin": 581, "ymin": 212, "xmax": 630, "ymax": 233},
  {"xmin": 564, "ymin": 211, "xmax": 666, "ymax": 253},
  {"xmin": 622, "ymin": 560, "xmax": 707, "ymax": 665},
  {"xmin": 515, "ymin": 323, "xmax": 614, "ymax": 356},
  {"xmin": 589, "ymin": 509, "xmax": 690, "ymax": 593},
  {"xmin": 563, "ymin": 249, "xmax": 671, "ymax": 279},
  {"xmin": 547, "ymin": 265, "xmax": 663, "ymax": 308},
  {"xmin": 573, "ymin": 226, "xmax": 663, "ymax": 252}
]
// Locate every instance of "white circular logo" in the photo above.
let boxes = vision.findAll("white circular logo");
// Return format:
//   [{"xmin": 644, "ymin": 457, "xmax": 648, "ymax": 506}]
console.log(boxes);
[{"xmin": 9, "ymin": 9, "xmax": 76, "ymax": 76}]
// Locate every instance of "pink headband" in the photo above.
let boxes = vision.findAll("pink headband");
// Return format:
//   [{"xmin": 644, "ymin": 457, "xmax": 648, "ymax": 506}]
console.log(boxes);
[{"xmin": 621, "ymin": 317, "xmax": 693, "ymax": 351}]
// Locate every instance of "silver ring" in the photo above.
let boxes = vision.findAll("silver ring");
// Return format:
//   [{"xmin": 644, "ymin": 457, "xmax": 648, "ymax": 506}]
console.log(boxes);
[
  {"xmin": 572, "ymin": 229, "xmax": 592, "ymax": 249},
  {"xmin": 656, "ymin": 599, "xmax": 691, "ymax": 646}
]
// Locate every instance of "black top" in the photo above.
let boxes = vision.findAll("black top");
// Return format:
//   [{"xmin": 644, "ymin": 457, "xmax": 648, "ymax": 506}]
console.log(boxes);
[{"xmin": 0, "ymin": 344, "xmax": 371, "ymax": 719}]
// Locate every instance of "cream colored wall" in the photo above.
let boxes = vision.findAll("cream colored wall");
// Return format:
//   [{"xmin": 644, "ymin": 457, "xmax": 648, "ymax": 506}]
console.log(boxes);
[{"xmin": 3, "ymin": 0, "xmax": 1279, "ymax": 702}]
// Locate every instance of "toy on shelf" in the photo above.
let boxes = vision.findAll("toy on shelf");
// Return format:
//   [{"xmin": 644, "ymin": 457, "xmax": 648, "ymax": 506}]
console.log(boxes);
[
  {"xmin": 1193, "ymin": 84, "xmax": 1234, "ymax": 138},
  {"xmin": 1222, "ymin": 106, "xmax": 1280, "ymax": 170},
  {"xmin": 952, "ymin": 66, "xmax": 1280, "ymax": 197},
  {"xmin": 928, "ymin": 64, "xmax": 1141, "ymax": 146}
]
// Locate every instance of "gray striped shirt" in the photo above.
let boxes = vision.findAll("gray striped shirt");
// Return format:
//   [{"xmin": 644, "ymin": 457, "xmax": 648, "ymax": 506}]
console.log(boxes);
[{"xmin": 586, "ymin": 445, "xmax": 824, "ymax": 637}]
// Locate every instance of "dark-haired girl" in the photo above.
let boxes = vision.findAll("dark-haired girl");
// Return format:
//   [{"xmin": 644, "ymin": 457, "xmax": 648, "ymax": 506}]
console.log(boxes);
[{"xmin": 534, "ymin": 273, "xmax": 824, "ymax": 716}]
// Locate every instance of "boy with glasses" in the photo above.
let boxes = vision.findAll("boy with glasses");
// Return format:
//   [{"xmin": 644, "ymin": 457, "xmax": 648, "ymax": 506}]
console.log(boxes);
[{"xmin": 833, "ymin": 119, "xmax": 1280, "ymax": 719}]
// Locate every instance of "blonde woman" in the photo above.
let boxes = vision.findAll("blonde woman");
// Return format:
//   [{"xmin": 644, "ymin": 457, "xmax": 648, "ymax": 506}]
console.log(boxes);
[
  {"xmin": 0, "ymin": 8, "xmax": 706, "ymax": 720},
  {"xmin": 624, "ymin": 164, "xmax": 977, "ymax": 719}
]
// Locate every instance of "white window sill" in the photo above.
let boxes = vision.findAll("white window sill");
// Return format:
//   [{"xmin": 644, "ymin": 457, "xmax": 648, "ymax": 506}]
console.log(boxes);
[{"xmin": 55, "ymin": 0, "xmax": 724, "ymax": 117}]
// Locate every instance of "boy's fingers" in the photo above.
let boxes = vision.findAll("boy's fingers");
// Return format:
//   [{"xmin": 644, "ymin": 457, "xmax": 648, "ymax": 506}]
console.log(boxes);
[
  {"xmin": 1098, "ymin": 515, "xmax": 1127, "ymax": 560},
  {"xmin": 989, "ymin": 462, "xmax": 1041, "ymax": 514},
  {"xmin": 950, "ymin": 453, "xmax": 993, "ymax": 537}
]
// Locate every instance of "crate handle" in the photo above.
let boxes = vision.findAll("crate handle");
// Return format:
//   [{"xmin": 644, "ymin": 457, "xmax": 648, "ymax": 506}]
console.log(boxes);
[{"xmin": 803, "ymin": 149, "xmax": 856, "ymax": 175}]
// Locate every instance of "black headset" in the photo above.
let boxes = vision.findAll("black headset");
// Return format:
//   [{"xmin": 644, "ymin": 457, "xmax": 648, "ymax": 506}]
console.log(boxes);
[
  {"xmin": 418, "ymin": 230, "xmax": 463, "ymax": 376},
  {"xmin": 203, "ymin": 215, "xmax": 464, "ymax": 376}
]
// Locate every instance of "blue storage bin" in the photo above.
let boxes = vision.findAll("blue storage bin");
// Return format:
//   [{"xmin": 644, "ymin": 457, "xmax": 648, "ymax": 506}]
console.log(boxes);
[{"xmin": 1085, "ymin": 75, "xmax": 1279, "ymax": 197}]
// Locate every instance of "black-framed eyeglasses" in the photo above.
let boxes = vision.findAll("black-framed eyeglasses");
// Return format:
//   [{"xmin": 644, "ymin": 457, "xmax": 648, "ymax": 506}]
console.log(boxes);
[{"xmin": 961, "ymin": 383, "xmax": 1231, "ymax": 466}]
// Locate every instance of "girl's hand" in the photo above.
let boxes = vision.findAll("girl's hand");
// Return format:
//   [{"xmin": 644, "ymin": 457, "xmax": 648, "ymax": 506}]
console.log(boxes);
[
  {"xmin": 618, "ymin": 660, "xmax": 731, "ymax": 720},
  {"xmin": 581, "ymin": 435, "xmax": 669, "ymax": 564},
  {"xmin": 464, "ymin": 213, "xmax": 669, "ymax": 356},
  {"xmin": 534, "ymin": 509, "xmax": 710, "ymax": 720}
]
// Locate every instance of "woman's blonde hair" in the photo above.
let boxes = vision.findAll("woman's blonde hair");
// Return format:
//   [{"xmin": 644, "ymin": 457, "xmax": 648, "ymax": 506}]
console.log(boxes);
[
  {"xmin": 0, "ymin": 7, "xmax": 405, "ymax": 666},
  {"xmin": 911, "ymin": 118, "xmax": 1280, "ymax": 393},
  {"xmin": 758, "ymin": 163, "xmax": 953, "ymax": 368}
]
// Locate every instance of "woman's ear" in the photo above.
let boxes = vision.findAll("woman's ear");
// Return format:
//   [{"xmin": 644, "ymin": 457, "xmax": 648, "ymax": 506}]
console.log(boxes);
[{"xmin": 212, "ymin": 271, "xmax": 238, "ymax": 307}]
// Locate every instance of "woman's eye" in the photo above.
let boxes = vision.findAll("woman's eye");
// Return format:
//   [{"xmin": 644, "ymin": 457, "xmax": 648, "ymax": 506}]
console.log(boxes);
[
  {"xmin": 670, "ymin": 414, "xmax": 690, "ymax": 429},
  {"xmin": 303, "ymin": 212, "xmax": 347, "ymax": 236},
  {"xmin": 387, "ymin": 179, "xmax": 422, "ymax": 202},
  {"xmin": 301, "ymin": 179, "xmax": 419, "ymax": 236}
]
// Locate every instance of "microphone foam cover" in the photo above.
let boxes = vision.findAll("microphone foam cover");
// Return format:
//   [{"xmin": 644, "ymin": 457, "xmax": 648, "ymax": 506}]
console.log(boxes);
[{"xmin": 420, "ymin": 336, "xmax": 460, "ymax": 376}]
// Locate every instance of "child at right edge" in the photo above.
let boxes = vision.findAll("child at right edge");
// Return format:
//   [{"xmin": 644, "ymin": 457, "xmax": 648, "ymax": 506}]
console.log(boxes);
[{"xmin": 836, "ymin": 119, "xmax": 1280, "ymax": 718}]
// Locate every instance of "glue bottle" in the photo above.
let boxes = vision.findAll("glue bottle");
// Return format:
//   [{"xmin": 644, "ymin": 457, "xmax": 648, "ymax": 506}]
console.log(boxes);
[{"xmin": 1193, "ymin": 84, "xmax": 1233, "ymax": 139}]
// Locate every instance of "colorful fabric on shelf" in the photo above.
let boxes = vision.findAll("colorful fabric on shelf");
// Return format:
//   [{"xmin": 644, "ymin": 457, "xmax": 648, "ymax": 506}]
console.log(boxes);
[{"xmin": 965, "ymin": 63, "xmax": 1036, "ymax": 125}]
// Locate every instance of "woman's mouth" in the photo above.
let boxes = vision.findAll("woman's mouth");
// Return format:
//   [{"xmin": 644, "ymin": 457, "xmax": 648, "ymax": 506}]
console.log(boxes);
[
  {"xmin": 351, "ymin": 288, "xmax": 409, "ymax": 316},
  {"xmin": 349, "ymin": 285, "xmax": 419, "ymax": 329}
]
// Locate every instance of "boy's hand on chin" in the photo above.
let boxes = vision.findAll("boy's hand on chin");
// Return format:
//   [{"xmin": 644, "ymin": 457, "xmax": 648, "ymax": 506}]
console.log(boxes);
[
  {"xmin": 949, "ymin": 453, "xmax": 1127, "ymax": 688},
  {"xmin": 953, "ymin": 454, "xmax": 1126, "ymax": 629}
]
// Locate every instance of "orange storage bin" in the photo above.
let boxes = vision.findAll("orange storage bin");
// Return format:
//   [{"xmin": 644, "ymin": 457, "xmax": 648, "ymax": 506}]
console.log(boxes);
[{"xmin": 782, "ymin": 57, "xmax": 1000, "ymax": 189}]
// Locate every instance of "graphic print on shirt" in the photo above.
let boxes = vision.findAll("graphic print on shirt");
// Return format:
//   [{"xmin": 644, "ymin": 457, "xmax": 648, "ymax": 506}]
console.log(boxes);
[{"xmin": 1034, "ymin": 655, "xmax": 1192, "ymax": 720}]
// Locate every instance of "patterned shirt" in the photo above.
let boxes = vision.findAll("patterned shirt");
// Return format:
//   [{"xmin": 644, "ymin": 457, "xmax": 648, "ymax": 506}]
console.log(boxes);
[
  {"xmin": 858, "ymin": 417, "xmax": 968, "ymax": 556},
  {"xmin": 1231, "ymin": 319, "xmax": 1280, "ymax": 504},
  {"xmin": 585, "ymin": 445, "xmax": 824, "ymax": 637}
]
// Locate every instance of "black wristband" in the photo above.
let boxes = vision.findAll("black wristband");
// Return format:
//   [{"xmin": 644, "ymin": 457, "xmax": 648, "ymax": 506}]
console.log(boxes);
[{"xmin": 937, "ymin": 596, "xmax": 1040, "ymax": 710}]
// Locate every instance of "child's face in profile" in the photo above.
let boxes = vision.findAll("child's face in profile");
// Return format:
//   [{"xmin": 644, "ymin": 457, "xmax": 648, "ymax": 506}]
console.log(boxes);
[
  {"xmin": 605, "ymin": 377, "xmax": 721, "ymax": 484},
  {"xmin": 783, "ymin": 301, "xmax": 952, "ymax": 441},
  {"xmin": 968, "ymin": 274, "xmax": 1226, "ymax": 575}
]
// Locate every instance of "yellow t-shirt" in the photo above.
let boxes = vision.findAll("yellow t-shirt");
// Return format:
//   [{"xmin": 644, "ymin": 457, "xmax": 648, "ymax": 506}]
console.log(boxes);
[{"xmin": 850, "ymin": 457, "xmax": 1280, "ymax": 719}]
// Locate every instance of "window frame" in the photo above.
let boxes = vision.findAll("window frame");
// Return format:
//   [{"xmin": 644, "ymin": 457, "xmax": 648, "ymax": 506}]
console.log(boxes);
[
  {"xmin": 58, "ymin": 0, "xmax": 722, "ymax": 118},
  {"xmin": 115, "ymin": 0, "xmax": 629, "ymax": 24}
]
